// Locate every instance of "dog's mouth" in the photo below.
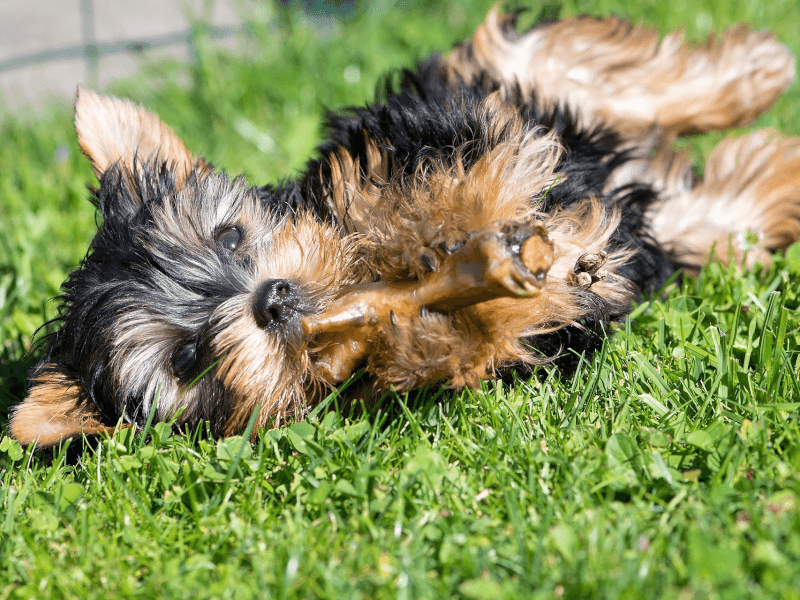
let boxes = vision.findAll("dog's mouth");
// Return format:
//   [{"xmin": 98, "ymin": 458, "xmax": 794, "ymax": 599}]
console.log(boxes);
[{"xmin": 302, "ymin": 220, "xmax": 554, "ymax": 384}]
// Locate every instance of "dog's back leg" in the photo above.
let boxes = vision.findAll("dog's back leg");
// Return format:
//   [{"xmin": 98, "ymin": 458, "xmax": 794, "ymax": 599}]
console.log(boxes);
[
  {"xmin": 442, "ymin": 8, "xmax": 795, "ymax": 140},
  {"xmin": 632, "ymin": 130, "xmax": 800, "ymax": 273}
]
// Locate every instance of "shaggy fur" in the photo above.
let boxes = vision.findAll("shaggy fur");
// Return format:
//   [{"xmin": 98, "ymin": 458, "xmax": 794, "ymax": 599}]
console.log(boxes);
[{"xmin": 9, "ymin": 8, "xmax": 800, "ymax": 448}]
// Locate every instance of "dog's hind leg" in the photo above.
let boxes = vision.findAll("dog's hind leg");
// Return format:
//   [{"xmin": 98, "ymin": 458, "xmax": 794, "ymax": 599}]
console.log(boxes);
[
  {"xmin": 634, "ymin": 130, "xmax": 800, "ymax": 273},
  {"xmin": 442, "ymin": 8, "xmax": 795, "ymax": 139}
]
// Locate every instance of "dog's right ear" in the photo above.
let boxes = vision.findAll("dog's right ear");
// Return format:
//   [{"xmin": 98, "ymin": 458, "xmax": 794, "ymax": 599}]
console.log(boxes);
[
  {"xmin": 74, "ymin": 87, "xmax": 195, "ymax": 185},
  {"xmin": 9, "ymin": 366, "xmax": 119, "ymax": 450}
]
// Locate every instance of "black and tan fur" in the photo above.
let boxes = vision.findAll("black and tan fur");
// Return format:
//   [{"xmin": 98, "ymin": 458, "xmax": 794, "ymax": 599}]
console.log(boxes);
[{"xmin": 10, "ymin": 8, "xmax": 800, "ymax": 448}]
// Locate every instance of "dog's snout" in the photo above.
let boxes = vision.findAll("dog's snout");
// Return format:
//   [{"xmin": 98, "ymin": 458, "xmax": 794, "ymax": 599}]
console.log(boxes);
[{"xmin": 253, "ymin": 279, "xmax": 299, "ymax": 329}]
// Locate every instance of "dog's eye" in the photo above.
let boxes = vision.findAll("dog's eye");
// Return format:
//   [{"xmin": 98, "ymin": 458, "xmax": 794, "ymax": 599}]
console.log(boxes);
[
  {"xmin": 217, "ymin": 226, "xmax": 242, "ymax": 252},
  {"xmin": 172, "ymin": 342, "xmax": 197, "ymax": 379}
]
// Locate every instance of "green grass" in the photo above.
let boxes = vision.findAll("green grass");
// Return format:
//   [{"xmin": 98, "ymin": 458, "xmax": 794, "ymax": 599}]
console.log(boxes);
[{"xmin": 2, "ymin": 0, "xmax": 800, "ymax": 597}]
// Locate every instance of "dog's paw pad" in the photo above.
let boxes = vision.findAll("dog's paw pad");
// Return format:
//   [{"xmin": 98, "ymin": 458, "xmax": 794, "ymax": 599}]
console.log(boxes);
[{"xmin": 568, "ymin": 252, "xmax": 608, "ymax": 288}]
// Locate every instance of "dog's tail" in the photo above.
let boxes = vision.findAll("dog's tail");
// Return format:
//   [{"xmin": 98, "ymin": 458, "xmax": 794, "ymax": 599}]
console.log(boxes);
[
  {"xmin": 634, "ymin": 130, "xmax": 800, "ymax": 273},
  {"xmin": 443, "ymin": 7, "xmax": 795, "ymax": 139}
]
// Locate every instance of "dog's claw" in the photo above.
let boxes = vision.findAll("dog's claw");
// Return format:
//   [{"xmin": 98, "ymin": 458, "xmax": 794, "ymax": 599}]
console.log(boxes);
[
  {"xmin": 438, "ymin": 241, "xmax": 462, "ymax": 255},
  {"xmin": 420, "ymin": 251, "xmax": 437, "ymax": 272}
]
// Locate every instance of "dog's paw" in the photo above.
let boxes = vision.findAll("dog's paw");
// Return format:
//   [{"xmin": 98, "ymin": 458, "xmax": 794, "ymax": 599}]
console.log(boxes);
[
  {"xmin": 410, "ymin": 220, "xmax": 554, "ymax": 305},
  {"xmin": 462, "ymin": 220, "xmax": 553, "ymax": 298},
  {"xmin": 567, "ymin": 251, "xmax": 608, "ymax": 288}
]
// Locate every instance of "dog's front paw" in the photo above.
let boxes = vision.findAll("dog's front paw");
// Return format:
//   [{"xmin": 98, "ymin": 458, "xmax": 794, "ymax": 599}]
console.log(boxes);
[
  {"xmin": 476, "ymin": 220, "xmax": 553, "ymax": 296},
  {"xmin": 424, "ymin": 220, "xmax": 552, "ymax": 304}
]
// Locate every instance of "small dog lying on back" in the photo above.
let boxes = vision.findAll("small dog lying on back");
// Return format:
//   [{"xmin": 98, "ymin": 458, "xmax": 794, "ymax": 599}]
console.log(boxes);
[{"xmin": 10, "ymin": 8, "xmax": 800, "ymax": 448}]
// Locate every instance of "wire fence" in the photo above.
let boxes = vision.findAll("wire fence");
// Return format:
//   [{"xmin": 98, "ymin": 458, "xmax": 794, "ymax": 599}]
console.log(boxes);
[{"xmin": 0, "ymin": 0, "xmax": 245, "ymax": 87}]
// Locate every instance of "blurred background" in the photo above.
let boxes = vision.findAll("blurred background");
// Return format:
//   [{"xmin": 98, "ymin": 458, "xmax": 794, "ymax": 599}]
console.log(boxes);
[{"xmin": 0, "ymin": 0, "xmax": 363, "ymax": 113}]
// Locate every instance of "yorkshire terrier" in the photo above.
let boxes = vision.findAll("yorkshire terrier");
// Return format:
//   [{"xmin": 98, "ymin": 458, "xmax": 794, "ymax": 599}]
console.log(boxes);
[{"xmin": 10, "ymin": 8, "xmax": 800, "ymax": 448}]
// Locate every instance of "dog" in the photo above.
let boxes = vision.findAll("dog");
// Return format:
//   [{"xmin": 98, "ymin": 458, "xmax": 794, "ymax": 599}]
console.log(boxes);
[{"xmin": 9, "ymin": 8, "xmax": 800, "ymax": 449}]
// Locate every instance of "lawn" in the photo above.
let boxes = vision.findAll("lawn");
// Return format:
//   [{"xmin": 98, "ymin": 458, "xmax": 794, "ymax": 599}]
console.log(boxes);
[{"xmin": 1, "ymin": 0, "xmax": 800, "ymax": 598}]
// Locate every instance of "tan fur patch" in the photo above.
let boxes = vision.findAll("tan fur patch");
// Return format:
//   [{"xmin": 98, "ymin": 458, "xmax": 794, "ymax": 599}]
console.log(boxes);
[
  {"xmin": 646, "ymin": 130, "xmax": 800, "ymax": 272},
  {"xmin": 603, "ymin": 136, "xmax": 695, "ymax": 196},
  {"xmin": 10, "ymin": 369, "xmax": 119, "ymax": 448},
  {"xmin": 443, "ymin": 8, "xmax": 795, "ymax": 138},
  {"xmin": 324, "ymin": 133, "xmax": 391, "ymax": 234},
  {"xmin": 351, "ymin": 93, "xmax": 563, "ymax": 280}
]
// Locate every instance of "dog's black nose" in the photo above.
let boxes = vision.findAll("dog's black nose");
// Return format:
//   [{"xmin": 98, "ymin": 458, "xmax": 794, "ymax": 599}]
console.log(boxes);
[{"xmin": 253, "ymin": 279, "xmax": 299, "ymax": 329}]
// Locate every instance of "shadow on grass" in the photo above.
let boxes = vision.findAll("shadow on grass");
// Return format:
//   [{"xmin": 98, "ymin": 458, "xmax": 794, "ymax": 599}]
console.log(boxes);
[{"xmin": 0, "ymin": 350, "xmax": 37, "ymax": 426}]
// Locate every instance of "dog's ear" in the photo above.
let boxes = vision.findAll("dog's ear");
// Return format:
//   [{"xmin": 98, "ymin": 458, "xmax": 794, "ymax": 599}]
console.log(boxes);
[
  {"xmin": 75, "ymin": 87, "xmax": 195, "ymax": 185},
  {"xmin": 9, "ymin": 366, "xmax": 119, "ymax": 450}
]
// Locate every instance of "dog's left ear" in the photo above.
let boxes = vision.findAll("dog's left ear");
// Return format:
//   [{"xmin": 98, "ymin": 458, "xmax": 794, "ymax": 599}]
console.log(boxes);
[
  {"xmin": 75, "ymin": 87, "xmax": 195, "ymax": 185},
  {"xmin": 9, "ymin": 366, "xmax": 119, "ymax": 450}
]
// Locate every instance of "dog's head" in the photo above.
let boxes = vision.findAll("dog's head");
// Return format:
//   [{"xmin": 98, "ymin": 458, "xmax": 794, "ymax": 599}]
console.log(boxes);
[{"xmin": 10, "ymin": 90, "xmax": 356, "ymax": 448}]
